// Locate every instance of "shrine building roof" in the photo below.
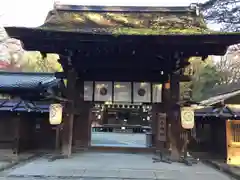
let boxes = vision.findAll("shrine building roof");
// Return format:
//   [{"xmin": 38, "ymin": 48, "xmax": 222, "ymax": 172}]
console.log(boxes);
[
  {"xmin": 4, "ymin": 5, "xmax": 240, "ymax": 57},
  {"xmin": 0, "ymin": 72, "xmax": 62, "ymax": 99},
  {"xmin": 40, "ymin": 4, "xmax": 208, "ymax": 35},
  {"xmin": 0, "ymin": 99, "xmax": 49, "ymax": 113}
]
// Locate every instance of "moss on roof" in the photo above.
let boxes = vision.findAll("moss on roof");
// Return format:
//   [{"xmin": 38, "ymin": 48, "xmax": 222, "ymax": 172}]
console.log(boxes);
[{"xmin": 40, "ymin": 10, "xmax": 211, "ymax": 35}]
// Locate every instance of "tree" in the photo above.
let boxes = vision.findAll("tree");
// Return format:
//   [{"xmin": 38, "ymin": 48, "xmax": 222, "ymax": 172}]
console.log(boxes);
[
  {"xmin": 180, "ymin": 56, "xmax": 221, "ymax": 102},
  {"xmin": 0, "ymin": 27, "xmax": 62, "ymax": 73},
  {"xmin": 215, "ymin": 51, "xmax": 240, "ymax": 84},
  {"xmin": 0, "ymin": 26, "xmax": 24, "ymax": 71},
  {"xmin": 21, "ymin": 51, "xmax": 63, "ymax": 73},
  {"xmin": 201, "ymin": 0, "xmax": 240, "ymax": 32},
  {"xmin": 191, "ymin": 64, "xmax": 223, "ymax": 101}
]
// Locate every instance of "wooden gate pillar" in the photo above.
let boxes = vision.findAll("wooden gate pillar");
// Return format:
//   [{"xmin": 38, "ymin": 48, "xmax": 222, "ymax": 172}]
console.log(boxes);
[
  {"xmin": 168, "ymin": 72, "xmax": 182, "ymax": 160},
  {"xmin": 62, "ymin": 69, "xmax": 77, "ymax": 157},
  {"xmin": 151, "ymin": 83, "xmax": 168, "ymax": 150},
  {"xmin": 151, "ymin": 103, "xmax": 166, "ymax": 149},
  {"xmin": 13, "ymin": 116, "xmax": 20, "ymax": 155},
  {"xmin": 72, "ymin": 79, "xmax": 92, "ymax": 149}
]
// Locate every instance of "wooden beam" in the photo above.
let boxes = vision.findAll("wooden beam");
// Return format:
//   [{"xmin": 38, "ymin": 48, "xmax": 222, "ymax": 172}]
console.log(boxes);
[
  {"xmin": 72, "ymin": 57, "xmax": 168, "ymax": 70},
  {"xmin": 55, "ymin": 72, "xmax": 190, "ymax": 82},
  {"xmin": 10, "ymin": 37, "xmax": 228, "ymax": 56},
  {"xmin": 6, "ymin": 27, "xmax": 239, "ymax": 48}
]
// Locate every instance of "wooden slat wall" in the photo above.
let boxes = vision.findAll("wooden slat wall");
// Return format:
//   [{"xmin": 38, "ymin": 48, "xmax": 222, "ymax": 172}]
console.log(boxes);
[{"xmin": 226, "ymin": 120, "xmax": 240, "ymax": 165}]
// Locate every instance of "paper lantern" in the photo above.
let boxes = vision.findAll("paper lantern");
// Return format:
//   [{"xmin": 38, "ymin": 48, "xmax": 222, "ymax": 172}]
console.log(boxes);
[
  {"xmin": 164, "ymin": 81, "xmax": 170, "ymax": 89},
  {"xmin": 49, "ymin": 104, "xmax": 63, "ymax": 125},
  {"xmin": 181, "ymin": 107, "xmax": 195, "ymax": 129}
]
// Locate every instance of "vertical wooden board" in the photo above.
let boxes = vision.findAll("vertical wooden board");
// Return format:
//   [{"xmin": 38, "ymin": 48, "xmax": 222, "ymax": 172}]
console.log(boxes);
[
  {"xmin": 226, "ymin": 120, "xmax": 240, "ymax": 165},
  {"xmin": 157, "ymin": 113, "xmax": 167, "ymax": 142}
]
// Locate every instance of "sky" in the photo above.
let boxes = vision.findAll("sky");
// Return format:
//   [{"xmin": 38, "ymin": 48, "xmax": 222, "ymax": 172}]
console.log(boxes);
[{"xmin": 0, "ymin": 0, "xmax": 211, "ymax": 28}]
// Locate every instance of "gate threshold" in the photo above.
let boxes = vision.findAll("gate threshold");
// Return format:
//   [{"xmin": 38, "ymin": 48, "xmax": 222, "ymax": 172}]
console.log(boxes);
[{"xmin": 88, "ymin": 146, "xmax": 154, "ymax": 153}]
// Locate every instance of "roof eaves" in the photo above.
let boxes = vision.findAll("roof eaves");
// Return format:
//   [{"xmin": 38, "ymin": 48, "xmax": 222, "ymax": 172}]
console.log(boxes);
[
  {"xmin": 0, "ymin": 99, "xmax": 49, "ymax": 113},
  {"xmin": 0, "ymin": 71, "xmax": 55, "ymax": 77},
  {"xmin": 200, "ymin": 89, "xmax": 240, "ymax": 106},
  {"xmin": 54, "ymin": 4, "xmax": 198, "ymax": 13}
]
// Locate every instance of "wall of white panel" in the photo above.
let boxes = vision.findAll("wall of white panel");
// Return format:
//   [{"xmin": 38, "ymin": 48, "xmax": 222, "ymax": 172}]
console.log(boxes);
[{"xmin": 84, "ymin": 81, "xmax": 162, "ymax": 103}]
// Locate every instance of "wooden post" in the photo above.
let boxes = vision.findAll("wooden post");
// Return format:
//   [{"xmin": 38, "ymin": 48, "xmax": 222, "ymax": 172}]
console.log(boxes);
[
  {"xmin": 162, "ymin": 80, "xmax": 170, "ymax": 150},
  {"xmin": 61, "ymin": 69, "xmax": 77, "ymax": 157},
  {"xmin": 168, "ymin": 72, "xmax": 182, "ymax": 161},
  {"xmin": 73, "ymin": 79, "xmax": 92, "ymax": 149},
  {"xmin": 151, "ymin": 103, "xmax": 166, "ymax": 149},
  {"xmin": 13, "ymin": 116, "xmax": 20, "ymax": 156},
  {"xmin": 55, "ymin": 125, "xmax": 60, "ymax": 151}
]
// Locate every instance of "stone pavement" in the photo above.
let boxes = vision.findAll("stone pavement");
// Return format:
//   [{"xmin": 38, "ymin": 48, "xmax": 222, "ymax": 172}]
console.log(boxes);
[
  {"xmin": 0, "ymin": 151, "xmax": 39, "ymax": 172},
  {"xmin": 91, "ymin": 132, "xmax": 147, "ymax": 147},
  {"xmin": 203, "ymin": 160, "xmax": 240, "ymax": 180},
  {"xmin": 1, "ymin": 152, "xmax": 235, "ymax": 180}
]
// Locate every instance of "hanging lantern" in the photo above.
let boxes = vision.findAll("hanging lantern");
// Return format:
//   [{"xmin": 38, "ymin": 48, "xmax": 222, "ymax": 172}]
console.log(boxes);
[
  {"xmin": 49, "ymin": 104, "xmax": 63, "ymax": 125},
  {"xmin": 181, "ymin": 107, "xmax": 195, "ymax": 129},
  {"xmin": 164, "ymin": 81, "xmax": 170, "ymax": 89}
]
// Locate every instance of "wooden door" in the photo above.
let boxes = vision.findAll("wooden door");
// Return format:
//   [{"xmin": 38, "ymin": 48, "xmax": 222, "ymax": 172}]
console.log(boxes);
[{"xmin": 226, "ymin": 120, "xmax": 240, "ymax": 165}]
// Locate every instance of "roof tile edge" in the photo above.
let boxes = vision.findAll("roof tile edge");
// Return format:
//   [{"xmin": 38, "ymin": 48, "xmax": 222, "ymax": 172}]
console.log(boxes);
[{"xmin": 53, "ymin": 4, "xmax": 199, "ymax": 13}]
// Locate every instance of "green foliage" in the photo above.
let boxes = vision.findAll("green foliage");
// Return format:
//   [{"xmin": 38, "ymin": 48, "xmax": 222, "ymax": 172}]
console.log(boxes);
[
  {"xmin": 41, "ymin": 11, "xmax": 212, "ymax": 35},
  {"xmin": 112, "ymin": 27, "xmax": 212, "ymax": 35},
  {"xmin": 191, "ymin": 63, "xmax": 222, "ymax": 101},
  {"xmin": 21, "ymin": 51, "xmax": 63, "ymax": 73},
  {"xmin": 180, "ymin": 56, "xmax": 223, "ymax": 102}
]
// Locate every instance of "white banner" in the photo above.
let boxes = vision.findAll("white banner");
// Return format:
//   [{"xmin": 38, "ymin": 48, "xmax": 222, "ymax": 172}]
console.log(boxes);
[
  {"xmin": 94, "ymin": 81, "xmax": 112, "ymax": 102},
  {"xmin": 133, "ymin": 82, "xmax": 151, "ymax": 103}
]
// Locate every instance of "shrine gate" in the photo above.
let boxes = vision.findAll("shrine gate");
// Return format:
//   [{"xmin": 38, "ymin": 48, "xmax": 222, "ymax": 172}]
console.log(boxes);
[{"xmin": 4, "ymin": 4, "xmax": 240, "ymax": 159}]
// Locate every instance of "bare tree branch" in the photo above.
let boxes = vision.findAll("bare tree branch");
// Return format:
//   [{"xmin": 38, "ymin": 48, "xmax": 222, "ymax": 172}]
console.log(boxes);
[{"xmin": 201, "ymin": 0, "xmax": 240, "ymax": 32}]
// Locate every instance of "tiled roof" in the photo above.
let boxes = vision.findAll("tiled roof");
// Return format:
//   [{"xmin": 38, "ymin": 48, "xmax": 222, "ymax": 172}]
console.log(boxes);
[
  {"xmin": 200, "ymin": 89, "xmax": 240, "ymax": 106},
  {"xmin": 195, "ymin": 106, "xmax": 240, "ymax": 118},
  {"xmin": 0, "ymin": 99, "xmax": 49, "ymax": 113},
  {"xmin": 39, "ymin": 5, "xmax": 209, "ymax": 35},
  {"xmin": 0, "ymin": 72, "xmax": 60, "ymax": 93},
  {"xmin": 205, "ymin": 82, "xmax": 240, "ymax": 99}
]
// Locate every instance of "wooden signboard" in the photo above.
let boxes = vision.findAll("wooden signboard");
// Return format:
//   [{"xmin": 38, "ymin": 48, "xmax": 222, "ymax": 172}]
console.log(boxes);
[
  {"xmin": 181, "ymin": 107, "xmax": 195, "ymax": 129},
  {"xmin": 157, "ymin": 113, "xmax": 167, "ymax": 142}
]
